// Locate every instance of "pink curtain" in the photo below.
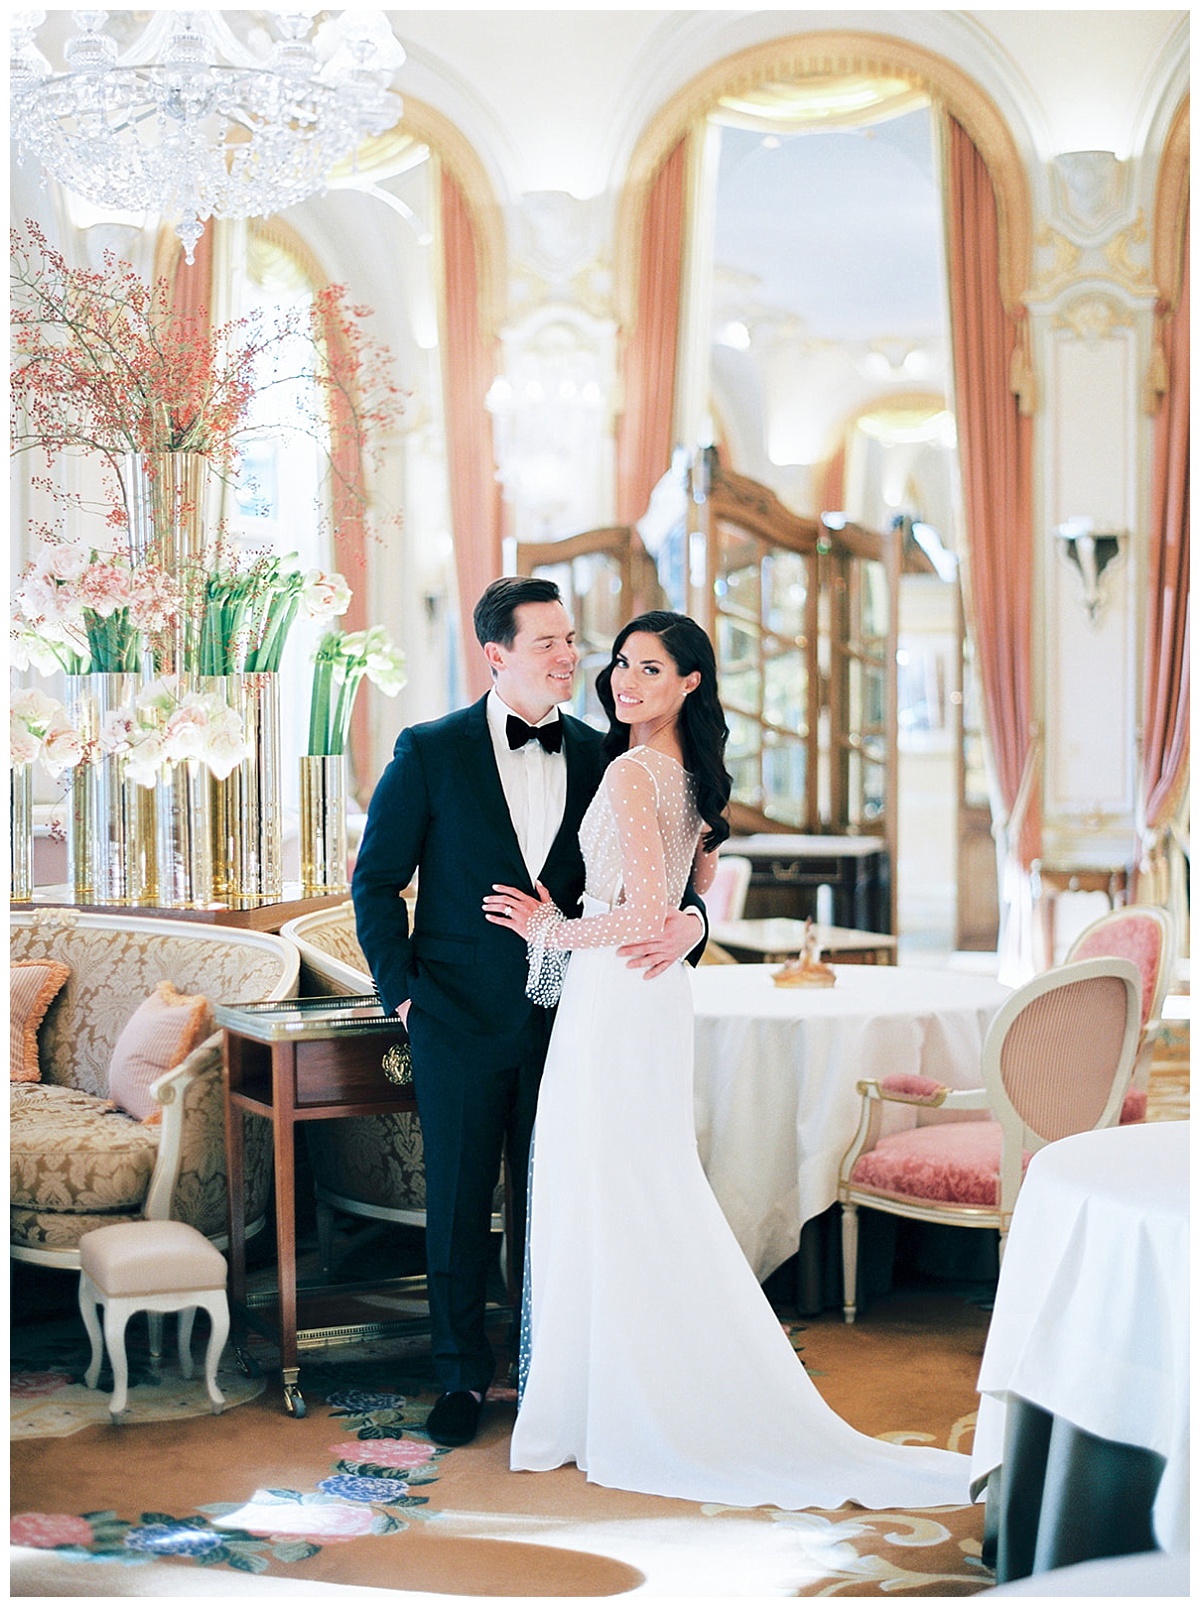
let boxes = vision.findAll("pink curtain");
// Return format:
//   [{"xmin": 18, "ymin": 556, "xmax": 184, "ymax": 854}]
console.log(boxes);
[
  {"xmin": 316, "ymin": 299, "xmax": 371, "ymax": 797},
  {"xmin": 616, "ymin": 139, "xmax": 687, "ymax": 525},
  {"xmin": 1139, "ymin": 219, "xmax": 1190, "ymax": 889},
  {"xmin": 169, "ymin": 227, "xmax": 213, "ymax": 324},
  {"xmin": 441, "ymin": 169, "xmax": 503, "ymax": 703},
  {"xmin": 944, "ymin": 117, "xmax": 1039, "ymax": 877}
]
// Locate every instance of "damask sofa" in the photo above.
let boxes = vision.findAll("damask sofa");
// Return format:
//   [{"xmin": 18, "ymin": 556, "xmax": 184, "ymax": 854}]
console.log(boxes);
[{"xmin": 10, "ymin": 908, "xmax": 299, "ymax": 1270}]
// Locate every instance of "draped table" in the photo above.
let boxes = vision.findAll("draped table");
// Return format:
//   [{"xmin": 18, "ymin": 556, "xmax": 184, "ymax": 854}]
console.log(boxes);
[
  {"xmin": 970, "ymin": 1120, "xmax": 1189, "ymax": 1582},
  {"xmin": 688, "ymin": 963, "xmax": 1011, "ymax": 1281}
]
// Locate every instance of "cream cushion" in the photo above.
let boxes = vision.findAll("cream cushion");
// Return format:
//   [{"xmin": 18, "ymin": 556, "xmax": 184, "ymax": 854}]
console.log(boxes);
[
  {"xmin": 79, "ymin": 1219, "xmax": 227, "ymax": 1296},
  {"xmin": 10, "ymin": 1084, "xmax": 158, "ymax": 1213}
]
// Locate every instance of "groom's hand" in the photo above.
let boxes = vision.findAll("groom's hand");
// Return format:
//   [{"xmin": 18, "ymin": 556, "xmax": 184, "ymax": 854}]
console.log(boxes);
[{"xmin": 619, "ymin": 909, "xmax": 705, "ymax": 980}]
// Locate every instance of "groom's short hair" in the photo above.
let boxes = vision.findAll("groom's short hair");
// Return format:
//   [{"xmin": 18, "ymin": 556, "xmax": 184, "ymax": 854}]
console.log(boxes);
[{"xmin": 473, "ymin": 576, "xmax": 563, "ymax": 650}]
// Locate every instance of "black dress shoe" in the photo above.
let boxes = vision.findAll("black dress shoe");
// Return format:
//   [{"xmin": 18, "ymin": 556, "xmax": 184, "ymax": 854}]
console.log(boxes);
[{"xmin": 425, "ymin": 1390, "xmax": 483, "ymax": 1447}]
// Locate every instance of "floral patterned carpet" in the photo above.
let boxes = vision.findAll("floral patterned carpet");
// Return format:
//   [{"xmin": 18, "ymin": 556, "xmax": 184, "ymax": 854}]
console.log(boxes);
[{"xmin": 11, "ymin": 1284, "xmax": 995, "ymax": 1597}]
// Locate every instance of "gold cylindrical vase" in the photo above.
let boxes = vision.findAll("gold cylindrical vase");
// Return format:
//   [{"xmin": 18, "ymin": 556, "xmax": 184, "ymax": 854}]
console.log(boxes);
[
  {"xmin": 299, "ymin": 754, "xmax": 350, "ymax": 895},
  {"xmin": 11, "ymin": 764, "xmax": 34, "ymax": 903},
  {"xmin": 65, "ymin": 673, "xmax": 155, "ymax": 906},
  {"xmin": 121, "ymin": 451, "xmax": 212, "ymax": 676},
  {"xmin": 208, "ymin": 672, "xmax": 283, "ymax": 906},
  {"xmin": 155, "ymin": 758, "xmax": 213, "ymax": 908}
]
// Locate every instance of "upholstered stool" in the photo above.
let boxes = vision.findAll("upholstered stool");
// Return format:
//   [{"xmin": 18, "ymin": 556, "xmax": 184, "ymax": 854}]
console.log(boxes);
[{"xmin": 78, "ymin": 1220, "xmax": 229, "ymax": 1423}]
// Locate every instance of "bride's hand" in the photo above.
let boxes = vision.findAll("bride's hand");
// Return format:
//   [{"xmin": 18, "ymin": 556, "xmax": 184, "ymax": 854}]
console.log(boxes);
[{"xmin": 482, "ymin": 881, "xmax": 552, "ymax": 940}]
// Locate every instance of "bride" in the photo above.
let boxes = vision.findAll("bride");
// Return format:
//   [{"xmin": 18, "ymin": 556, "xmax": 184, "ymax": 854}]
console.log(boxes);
[{"xmin": 483, "ymin": 611, "xmax": 971, "ymax": 1511}]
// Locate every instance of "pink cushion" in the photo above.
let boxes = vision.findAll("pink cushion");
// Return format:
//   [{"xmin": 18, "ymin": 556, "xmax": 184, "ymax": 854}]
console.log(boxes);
[
  {"xmin": 1073, "ymin": 916, "xmax": 1163, "ymax": 1028},
  {"xmin": 879, "ymin": 1072, "xmax": 947, "ymax": 1102},
  {"xmin": 1119, "ymin": 1089, "xmax": 1148, "ymax": 1124},
  {"xmin": 849, "ymin": 1121, "xmax": 1030, "ymax": 1207},
  {"xmin": 108, "ymin": 982, "xmax": 214, "ymax": 1122}
]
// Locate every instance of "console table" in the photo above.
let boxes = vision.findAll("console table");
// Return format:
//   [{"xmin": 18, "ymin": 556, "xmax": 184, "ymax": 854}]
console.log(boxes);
[
  {"xmin": 217, "ymin": 996, "xmax": 422, "ymax": 1418},
  {"xmin": 729, "ymin": 834, "xmax": 892, "ymax": 933},
  {"xmin": 16, "ymin": 883, "xmax": 346, "ymax": 934}
]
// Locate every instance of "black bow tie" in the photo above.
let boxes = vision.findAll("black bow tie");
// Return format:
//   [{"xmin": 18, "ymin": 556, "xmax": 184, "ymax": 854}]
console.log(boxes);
[{"xmin": 506, "ymin": 714, "xmax": 562, "ymax": 754}]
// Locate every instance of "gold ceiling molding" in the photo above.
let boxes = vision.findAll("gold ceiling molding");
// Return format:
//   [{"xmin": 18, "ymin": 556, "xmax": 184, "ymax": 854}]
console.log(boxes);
[
  {"xmin": 1052, "ymin": 294, "xmax": 1134, "ymax": 345},
  {"xmin": 1102, "ymin": 212, "xmax": 1153, "ymax": 293},
  {"xmin": 1152, "ymin": 96, "xmax": 1189, "ymax": 310},
  {"xmin": 616, "ymin": 32, "xmax": 1032, "ymax": 335},
  {"xmin": 712, "ymin": 74, "xmax": 928, "ymax": 134}
]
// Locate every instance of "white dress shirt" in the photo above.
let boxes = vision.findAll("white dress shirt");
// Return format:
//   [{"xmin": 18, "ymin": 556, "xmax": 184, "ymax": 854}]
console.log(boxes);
[{"xmin": 486, "ymin": 689, "xmax": 567, "ymax": 882}]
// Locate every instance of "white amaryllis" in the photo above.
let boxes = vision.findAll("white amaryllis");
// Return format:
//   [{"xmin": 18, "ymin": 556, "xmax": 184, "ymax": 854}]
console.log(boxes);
[
  {"xmin": 10, "ymin": 688, "xmax": 83, "ymax": 773},
  {"xmin": 361, "ymin": 629, "xmax": 407, "ymax": 696},
  {"xmin": 118, "ymin": 682, "xmax": 250, "ymax": 787},
  {"xmin": 301, "ymin": 568, "xmax": 352, "ymax": 621},
  {"xmin": 40, "ymin": 720, "xmax": 86, "ymax": 776}
]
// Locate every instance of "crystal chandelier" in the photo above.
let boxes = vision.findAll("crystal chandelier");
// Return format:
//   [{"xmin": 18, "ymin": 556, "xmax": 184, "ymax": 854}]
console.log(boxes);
[{"xmin": 10, "ymin": 10, "xmax": 406, "ymax": 262}]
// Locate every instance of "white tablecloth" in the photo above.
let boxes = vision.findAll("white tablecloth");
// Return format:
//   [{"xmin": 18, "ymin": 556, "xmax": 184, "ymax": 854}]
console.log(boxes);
[
  {"xmin": 689, "ymin": 963, "xmax": 1011, "ymax": 1279},
  {"xmin": 971, "ymin": 1121, "xmax": 1190, "ymax": 1550}
]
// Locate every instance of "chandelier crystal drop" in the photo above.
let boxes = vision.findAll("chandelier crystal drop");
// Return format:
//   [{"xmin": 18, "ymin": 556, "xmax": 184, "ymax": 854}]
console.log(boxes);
[{"xmin": 10, "ymin": 9, "xmax": 406, "ymax": 262}]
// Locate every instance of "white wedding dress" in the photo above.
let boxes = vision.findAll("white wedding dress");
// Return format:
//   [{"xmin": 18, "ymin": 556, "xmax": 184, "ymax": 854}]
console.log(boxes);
[{"xmin": 510, "ymin": 746, "xmax": 972, "ymax": 1510}]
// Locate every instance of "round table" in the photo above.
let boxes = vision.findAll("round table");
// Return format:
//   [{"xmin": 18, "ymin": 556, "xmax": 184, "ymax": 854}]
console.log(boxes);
[
  {"xmin": 971, "ymin": 1120, "xmax": 1189, "ymax": 1579},
  {"xmin": 688, "ymin": 963, "xmax": 1011, "ymax": 1280}
]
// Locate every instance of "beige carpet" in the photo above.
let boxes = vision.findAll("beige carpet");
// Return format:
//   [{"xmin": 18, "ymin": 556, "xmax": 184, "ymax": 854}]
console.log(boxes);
[{"xmin": 11, "ymin": 1289, "xmax": 992, "ymax": 1597}]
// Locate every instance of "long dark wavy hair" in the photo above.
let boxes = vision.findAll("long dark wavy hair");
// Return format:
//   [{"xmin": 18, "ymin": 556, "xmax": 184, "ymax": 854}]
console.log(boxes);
[{"xmin": 595, "ymin": 611, "xmax": 732, "ymax": 851}]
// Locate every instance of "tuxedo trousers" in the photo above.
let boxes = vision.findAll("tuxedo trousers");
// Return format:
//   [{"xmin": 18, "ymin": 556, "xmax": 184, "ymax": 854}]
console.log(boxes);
[{"xmin": 408, "ymin": 1005, "xmax": 553, "ymax": 1393}]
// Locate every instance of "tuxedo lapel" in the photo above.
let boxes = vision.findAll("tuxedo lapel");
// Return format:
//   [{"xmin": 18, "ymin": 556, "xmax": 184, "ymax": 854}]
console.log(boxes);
[{"xmin": 451, "ymin": 698, "xmax": 527, "ymax": 880}]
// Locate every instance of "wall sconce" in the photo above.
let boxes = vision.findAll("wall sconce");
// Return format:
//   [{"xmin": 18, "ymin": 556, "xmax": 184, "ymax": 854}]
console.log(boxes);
[{"xmin": 1055, "ymin": 517, "xmax": 1124, "ymax": 624}]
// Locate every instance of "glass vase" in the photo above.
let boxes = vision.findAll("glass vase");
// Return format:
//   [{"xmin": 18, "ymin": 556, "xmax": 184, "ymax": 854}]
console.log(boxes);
[
  {"xmin": 11, "ymin": 764, "xmax": 34, "ymax": 903},
  {"xmin": 299, "ymin": 754, "xmax": 349, "ymax": 895},
  {"xmin": 65, "ymin": 673, "xmax": 155, "ymax": 906},
  {"xmin": 208, "ymin": 672, "xmax": 283, "ymax": 906},
  {"xmin": 155, "ymin": 758, "xmax": 213, "ymax": 909},
  {"xmin": 121, "ymin": 451, "xmax": 212, "ymax": 676}
]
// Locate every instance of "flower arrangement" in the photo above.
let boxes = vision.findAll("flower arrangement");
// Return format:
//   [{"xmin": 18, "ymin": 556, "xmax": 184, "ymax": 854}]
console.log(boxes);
[
  {"xmin": 12, "ymin": 532, "xmax": 177, "ymax": 675},
  {"xmin": 97, "ymin": 678, "xmax": 250, "ymax": 787},
  {"xmin": 10, "ymin": 688, "xmax": 84, "ymax": 775},
  {"xmin": 307, "ymin": 626, "xmax": 407, "ymax": 757},
  {"xmin": 10, "ymin": 222, "xmax": 405, "ymax": 518}
]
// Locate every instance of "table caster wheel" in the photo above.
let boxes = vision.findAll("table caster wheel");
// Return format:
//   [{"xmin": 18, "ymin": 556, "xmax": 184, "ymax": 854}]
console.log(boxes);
[{"xmin": 283, "ymin": 1383, "xmax": 306, "ymax": 1418}]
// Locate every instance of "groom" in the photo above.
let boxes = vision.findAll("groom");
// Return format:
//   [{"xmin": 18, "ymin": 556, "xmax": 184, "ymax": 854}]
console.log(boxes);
[{"xmin": 352, "ymin": 576, "xmax": 706, "ymax": 1447}]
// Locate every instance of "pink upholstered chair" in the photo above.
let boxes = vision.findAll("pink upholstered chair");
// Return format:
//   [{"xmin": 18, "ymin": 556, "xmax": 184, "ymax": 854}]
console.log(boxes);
[
  {"xmin": 1065, "ymin": 905, "xmax": 1173, "ymax": 1123},
  {"xmin": 837, "ymin": 956, "xmax": 1141, "ymax": 1323},
  {"xmin": 704, "ymin": 854, "xmax": 752, "ymax": 923}
]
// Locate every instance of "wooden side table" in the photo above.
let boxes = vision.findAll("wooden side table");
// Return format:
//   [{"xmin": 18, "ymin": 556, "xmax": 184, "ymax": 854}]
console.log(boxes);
[
  {"xmin": 710, "ymin": 917, "xmax": 897, "ymax": 965},
  {"xmin": 1034, "ymin": 861, "xmax": 1130, "ymax": 963},
  {"xmin": 217, "ymin": 996, "xmax": 420, "ymax": 1418}
]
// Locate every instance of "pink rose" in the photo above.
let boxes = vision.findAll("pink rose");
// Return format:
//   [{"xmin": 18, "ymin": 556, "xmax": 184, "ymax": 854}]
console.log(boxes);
[
  {"xmin": 218, "ymin": 1500, "xmax": 374, "ymax": 1543},
  {"xmin": 11, "ymin": 1512, "xmax": 94, "ymax": 1548},
  {"xmin": 329, "ymin": 1437, "xmax": 438, "ymax": 1470}
]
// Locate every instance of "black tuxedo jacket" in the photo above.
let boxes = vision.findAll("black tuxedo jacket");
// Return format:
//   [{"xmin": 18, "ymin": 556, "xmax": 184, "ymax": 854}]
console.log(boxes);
[{"xmin": 353, "ymin": 695, "xmax": 608, "ymax": 1039}]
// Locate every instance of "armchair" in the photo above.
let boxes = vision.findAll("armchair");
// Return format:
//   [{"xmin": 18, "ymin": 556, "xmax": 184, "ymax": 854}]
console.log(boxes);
[
  {"xmin": 11, "ymin": 909, "xmax": 299, "ymax": 1271},
  {"xmin": 1065, "ymin": 904, "xmax": 1174, "ymax": 1122},
  {"xmin": 837, "ymin": 957, "xmax": 1141, "ymax": 1322}
]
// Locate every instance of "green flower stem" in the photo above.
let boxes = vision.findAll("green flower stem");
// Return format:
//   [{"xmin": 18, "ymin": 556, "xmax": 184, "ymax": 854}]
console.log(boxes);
[
  {"xmin": 330, "ymin": 667, "xmax": 366, "ymax": 755},
  {"xmin": 308, "ymin": 654, "xmax": 337, "ymax": 755}
]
